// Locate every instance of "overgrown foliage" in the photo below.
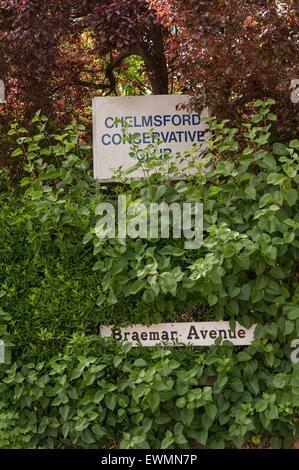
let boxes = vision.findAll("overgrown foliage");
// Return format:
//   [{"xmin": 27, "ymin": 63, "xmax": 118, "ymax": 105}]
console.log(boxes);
[
  {"xmin": 0, "ymin": 0, "xmax": 169, "ymax": 125},
  {"xmin": 0, "ymin": 336, "xmax": 297, "ymax": 449},
  {"xmin": 0, "ymin": 101, "xmax": 298, "ymax": 448},
  {"xmin": 152, "ymin": 0, "xmax": 298, "ymax": 138}
]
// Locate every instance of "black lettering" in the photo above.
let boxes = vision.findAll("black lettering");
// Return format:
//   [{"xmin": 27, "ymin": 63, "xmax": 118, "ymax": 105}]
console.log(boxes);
[
  {"xmin": 171, "ymin": 331, "xmax": 178, "ymax": 340},
  {"xmin": 149, "ymin": 332, "xmax": 159, "ymax": 341},
  {"xmin": 140, "ymin": 332, "xmax": 148, "ymax": 341},
  {"xmin": 131, "ymin": 332, "xmax": 139, "ymax": 341},
  {"xmin": 161, "ymin": 331, "xmax": 169, "ymax": 341},
  {"xmin": 209, "ymin": 330, "xmax": 217, "ymax": 339},
  {"xmin": 218, "ymin": 329, "xmax": 227, "ymax": 339},
  {"xmin": 200, "ymin": 330, "xmax": 208, "ymax": 339},
  {"xmin": 187, "ymin": 326, "xmax": 199, "ymax": 340},
  {"xmin": 228, "ymin": 329, "xmax": 236, "ymax": 339},
  {"xmin": 112, "ymin": 328, "xmax": 122, "ymax": 341},
  {"xmin": 238, "ymin": 329, "xmax": 246, "ymax": 338}
]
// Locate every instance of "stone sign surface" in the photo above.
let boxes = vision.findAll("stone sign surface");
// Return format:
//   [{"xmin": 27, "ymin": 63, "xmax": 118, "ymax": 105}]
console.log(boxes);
[
  {"xmin": 92, "ymin": 95, "xmax": 209, "ymax": 181},
  {"xmin": 99, "ymin": 322, "xmax": 256, "ymax": 347}
]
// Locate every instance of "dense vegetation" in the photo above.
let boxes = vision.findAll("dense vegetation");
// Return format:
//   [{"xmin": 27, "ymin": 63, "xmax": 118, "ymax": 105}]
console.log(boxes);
[
  {"xmin": 0, "ymin": 101, "xmax": 298, "ymax": 448},
  {"xmin": 0, "ymin": 1, "xmax": 297, "ymax": 153}
]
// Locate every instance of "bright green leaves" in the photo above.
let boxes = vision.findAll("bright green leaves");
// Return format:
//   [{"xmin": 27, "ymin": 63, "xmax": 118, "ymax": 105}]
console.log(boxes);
[
  {"xmin": 259, "ymin": 193, "xmax": 273, "ymax": 208},
  {"xmin": 258, "ymin": 154, "xmax": 277, "ymax": 171},
  {"xmin": 231, "ymin": 378, "xmax": 244, "ymax": 393},
  {"xmin": 282, "ymin": 189, "xmax": 297, "ymax": 207},
  {"xmin": 11, "ymin": 148, "xmax": 23, "ymax": 157},
  {"xmin": 267, "ymin": 173, "xmax": 285, "ymax": 185},
  {"xmin": 244, "ymin": 184, "xmax": 256, "ymax": 200},
  {"xmin": 273, "ymin": 143, "xmax": 288, "ymax": 156},
  {"xmin": 0, "ymin": 333, "xmax": 298, "ymax": 450}
]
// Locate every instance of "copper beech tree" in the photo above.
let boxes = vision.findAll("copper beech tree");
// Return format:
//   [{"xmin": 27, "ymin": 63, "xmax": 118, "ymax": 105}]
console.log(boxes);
[
  {"xmin": 0, "ymin": 0, "xmax": 298, "ymax": 138},
  {"xmin": 152, "ymin": 0, "xmax": 298, "ymax": 138},
  {"xmin": 0, "ymin": 0, "xmax": 170, "ymax": 126}
]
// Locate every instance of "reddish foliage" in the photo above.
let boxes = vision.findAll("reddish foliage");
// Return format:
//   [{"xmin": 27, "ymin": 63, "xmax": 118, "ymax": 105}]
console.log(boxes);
[
  {"xmin": 152, "ymin": 0, "xmax": 298, "ymax": 139},
  {"xmin": 0, "ymin": 0, "xmax": 169, "ymax": 128},
  {"xmin": 0, "ymin": 0, "xmax": 297, "ymax": 161}
]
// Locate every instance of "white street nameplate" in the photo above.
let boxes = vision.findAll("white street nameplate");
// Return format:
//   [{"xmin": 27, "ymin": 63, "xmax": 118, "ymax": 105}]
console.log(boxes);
[{"xmin": 100, "ymin": 322, "xmax": 256, "ymax": 347}]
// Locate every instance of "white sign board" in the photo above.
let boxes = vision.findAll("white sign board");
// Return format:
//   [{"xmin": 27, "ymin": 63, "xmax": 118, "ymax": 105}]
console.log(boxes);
[
  {"xmin": 100, "ymin": 322, "xmax": 256, "ymax": 347},
  {"xmin": 92, "ymin": 95, "xmax": 209, "ymax": 181},
  {"xmin": 0, "ymin": 80, "xmax": 5, "ymax": 103}
]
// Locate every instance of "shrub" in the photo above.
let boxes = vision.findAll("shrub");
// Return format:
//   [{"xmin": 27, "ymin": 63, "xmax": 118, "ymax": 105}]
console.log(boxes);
[{"xmin": 0, "ymin": 335, "xmax": 298, "ymax": 449}]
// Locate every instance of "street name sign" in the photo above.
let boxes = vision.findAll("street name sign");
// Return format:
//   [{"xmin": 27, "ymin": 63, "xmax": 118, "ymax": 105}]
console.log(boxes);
[{"xmin": 100, "ymin": 322, "xmax": 256, "ymax": 347}]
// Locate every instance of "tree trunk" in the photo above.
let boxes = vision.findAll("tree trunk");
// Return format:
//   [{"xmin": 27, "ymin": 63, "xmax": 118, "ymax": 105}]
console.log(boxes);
[{"xmin": 140, "ymin": 26, "xmax": 169, "ymax": 95}]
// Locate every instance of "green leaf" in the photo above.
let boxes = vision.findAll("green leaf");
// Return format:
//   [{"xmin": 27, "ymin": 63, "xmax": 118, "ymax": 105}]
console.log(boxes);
[
  {"xmin": 129, "ymin": 279, "xmax": 146, "ymax": 295},
  {"xmin": 273, "ymin": 143, "xmax": 288, "ymax": 155},
  {"xmin": 11, "ymin": 148, "xmax": 23, "ymax": 157},
  {"xmin": 223, "ymin": 246, "xmax": 234, "ymax": 258},
  {"xmin": 259, "ymin": 193, "xmax": 272, "ymax": 208},
  {"xmin": 133, "ymin": 383, "xmax": 148, "ymax": 401},
  {"xmin": 259, "ymin": 155, "xmax": 276, "ymax": 171},
  {"xmin": 62, "ymin": 422, "xmax": 70, "ymax": 439},
  {"xmin": 161, "ymin": 431, "xmax": 174, "ymax": 449},
  {"xmin": 289, "ymin": 139, "xmax": 299, "ymax": 149},
  {"xmin": 282, "ymin": 189, "xmax": 297, "ymax": 207},
  {"xmin": 252, "ymin": 114, "xmax": 263, "ymax": 123},
  {"xmin": 267, "ymin": 113, "xmax": 277, "ymax": 121},
  {"xmin": 254, "ymin": 100, "xmax": 264, "ymax": 107},
  {"xmin": 148, "ymin": 392, "xmax": 160, "ymax": 412},
  {"xmin": 174, "ymin": 432, "xmax": 188, "ymax": 445},
  {"xmin": 205, "ymin": 404, "xmax": 217, "ymax": 422},
  {"xmin": 210, "ymin": 439, "xmax": 225, "ymax": 449},
  {"xmin": 267, "ymin": 173, "xmax": 285, "ymax": 185},
  {"xmin": 81, "ymin": 429, "xmax": 96, "ymax": 445},
  {"xmin": 231, "ymin": 378, "xmax": 244, "ymax": 392},
  {"xmin": 105, "ymin": 394, "xmax": 116, "ymax": 411},
  {"xmin": 273, "ymin": 373, "xmax": 288, "ymax": 389},
  {"xmin": 255, "ymin": 399, "xmax": 267, "ymax": 412},
  {"xmin": 228, "ymin": 286, "xmax": 240, "ymax": 298},
  {"xmin": 244, "ymin": 185, "xmax": 256, "ymax": 200},
  {"xmin": 192, "ymin": 429, "xmax": 208, "ymax": 446},
  {"xmin": 237, "ymin": 351, "xmax": 251, "ymax": 361},
  {"xmin": 208, "ymin": 294, "xmax": 218, "ymax": 306},
  {"xmin": 133, "ymin": 358, "xmax": 147, "ymax": 367}
]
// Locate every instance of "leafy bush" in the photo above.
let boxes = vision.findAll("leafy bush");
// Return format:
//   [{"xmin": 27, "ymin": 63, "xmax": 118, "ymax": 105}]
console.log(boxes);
[
  {"xmin": 0, "ymin": 335, "xmax": 298, "ymax": 449},
  {"xmin": 0, "ymin": 100, "xmax": 298, "ymax": 448},
  {"xmin": 0, "ymin": 114, "xmax": 212, "ymax": 360},
  {"xmin": 0, "ymin": 408, "xmax": 35, "ymax": 449},
  {"xmin": 84, "ymin": 99, "xmax": 299, "ymax": 335}
]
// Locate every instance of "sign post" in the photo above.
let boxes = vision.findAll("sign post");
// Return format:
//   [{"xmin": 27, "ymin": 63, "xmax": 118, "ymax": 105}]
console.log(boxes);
[
  {"xmin": 0, "ymin": 80, "xmax": 5, "ymax": 104},
  {"xmin": 92, "ymin": 94, "xmax": 209, "ymax": 181}
]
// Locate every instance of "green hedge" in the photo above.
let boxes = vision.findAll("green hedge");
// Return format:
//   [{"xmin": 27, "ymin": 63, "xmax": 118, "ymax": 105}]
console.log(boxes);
[
  {"xmin": 0, "ymin": 211, "xmax": 210, "ymax": 360},
  {"xmin": 0, "ymin": 101, "xmax": 298, "ymax": 448},
  {"xmin": 0, "ymin": 336, "xmax": 298, "ymax": 449}
]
